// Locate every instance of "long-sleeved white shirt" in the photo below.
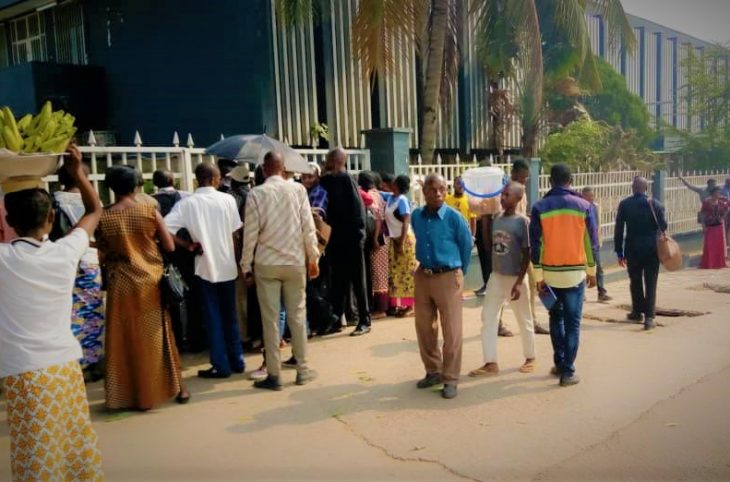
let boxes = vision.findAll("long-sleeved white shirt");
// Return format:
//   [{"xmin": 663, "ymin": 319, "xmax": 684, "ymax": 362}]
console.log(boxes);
[{"xmin": 241, "ymin": 175, "xmax": 319, "ymax": 272}]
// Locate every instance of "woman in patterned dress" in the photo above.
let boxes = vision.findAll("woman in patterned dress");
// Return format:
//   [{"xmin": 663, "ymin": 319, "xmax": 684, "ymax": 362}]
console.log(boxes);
[
  {"xmin": 97, "ymin": 165, "xmax": 189, "ymax": 410},
  {"xmin": 382, "ymin": 175, "xmax": 417, "ymax": 317},
  {"xmin": 51, "ymin": 165, "xmax": 105, "ymax": 381},
  {"xmin": 0, "ymin": 146, "xmax": 104, "ymax": 481}
]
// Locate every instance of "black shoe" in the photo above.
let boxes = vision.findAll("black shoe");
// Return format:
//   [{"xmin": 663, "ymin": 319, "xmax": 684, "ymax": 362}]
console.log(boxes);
[
  {"xmin": 232, "ymin": 364, "xmax": 246, "ymax": 374},
  {"xmin": 474, "ymin": 285, "xmax": 487, "ymax": 297},
  {"xmin": 416, "ymin": 373, "xmax": 442, "ymax": 389},
  {"xmin": 627, "ymin": 312, "xmax": 643, "ymax": 323},
  {"xmin": 350, "ymin": 325, "xmax": 371, "ymax": 337},
  {"xmin": 442, "ymin": 384, "xmax": 458, "ymax": 399},
  {"xmin": 598, "ymin": 293, "xmax": 612, "ymax": 302},
  {"xmin": 560, "ymin": 374, "xmax": 581, "ymax": 387},
  {"xmin": 321, "ymin": 323, "xmax": 344, "ymax": 336},
  {"xmin": 550, "ymin": 366, "xmax": 563, "ymax": 377},
  {"xmin": 282, "ymin": 356, "xmax": 298, "ymax": 368},
  {"xmin": 176, "ymin": 391, "xmax": 191, "ymax": 404},
  {"xmin": 295, "ymin": 369, "xmax": 318, "ymax": 386},
  {"xmin": 253, "ymin": 375, "xmax": 282, "ymax": 391},
  {"xmin": 644, "ymin": 318, "xmax": 656, "ymax": 330},
  {"xmin": 197, "ymin": 367, "xmax": 230, "ymax": 379}
]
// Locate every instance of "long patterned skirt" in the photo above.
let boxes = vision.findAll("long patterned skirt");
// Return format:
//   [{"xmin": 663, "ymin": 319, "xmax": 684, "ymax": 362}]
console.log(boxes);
[
  {"xmin": 388, "ymin": 232, "xmax": 417, "ymax": 309},
  {"xmin": 370, "ymin": 238, "xmax": 389, "ymax": 313},
  {"xmin": 105, "ymin": 278, "xmax": 182, "ymax": 410},
  {"xmin": 3, "ymin": 360, "xmax": 104, "ymax": 481},
  {"xmin": 72, "ymin": 261, "xmax": 105, "ymax": 369}
]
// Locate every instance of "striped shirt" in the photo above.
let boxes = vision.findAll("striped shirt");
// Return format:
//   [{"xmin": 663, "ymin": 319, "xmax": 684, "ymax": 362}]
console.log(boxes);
[{"xmin": 241, "ymin": 175, "xmax": 319, "ymax": 273}]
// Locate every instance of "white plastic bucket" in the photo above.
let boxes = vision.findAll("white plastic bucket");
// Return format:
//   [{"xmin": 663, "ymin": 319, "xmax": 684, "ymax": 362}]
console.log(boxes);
[{"xmin": 461, "ymin": 166, "xmax": 508, "ymax": 199}]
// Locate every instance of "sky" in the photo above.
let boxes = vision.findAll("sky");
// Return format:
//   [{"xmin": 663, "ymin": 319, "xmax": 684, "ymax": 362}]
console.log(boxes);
[{"xmin": 621, "ymin": 0, "xmax": 730, "ymax": 45}]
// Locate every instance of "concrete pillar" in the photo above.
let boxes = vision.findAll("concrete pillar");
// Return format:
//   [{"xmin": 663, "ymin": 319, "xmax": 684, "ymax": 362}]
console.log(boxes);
[
  {"xmin": 652, "ymin": 169, "xmax": 667, "ymax": 203},
  {"xmin": 528, "ymin": 157, "xmax": 541, "ymax": 208},
  {"xmin": 362, "ymin": 128, "xmax": 412, "ymax": 176}
]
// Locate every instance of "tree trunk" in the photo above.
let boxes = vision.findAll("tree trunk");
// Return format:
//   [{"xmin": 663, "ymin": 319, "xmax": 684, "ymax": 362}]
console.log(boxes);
[
  {"xmin": 520, "ymin": 0, "xmax": 544, "ymax": 160},
  {"xmin": 420, "ymin": 0, "xmax": 450, "ymax": 164}
]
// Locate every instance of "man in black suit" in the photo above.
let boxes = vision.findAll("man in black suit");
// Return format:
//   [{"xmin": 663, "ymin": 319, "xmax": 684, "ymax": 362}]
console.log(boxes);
[
  {"xmin": 319, "ymin": 148, "xmax": 371, "ymax": 336},
  {"xmin": 614, "ymin": 177, "xmax": 668, "ymax": 331}
]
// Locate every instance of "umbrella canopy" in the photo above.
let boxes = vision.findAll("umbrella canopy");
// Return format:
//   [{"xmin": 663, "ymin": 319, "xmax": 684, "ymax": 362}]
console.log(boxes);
[{"xmin": 205, "ymin": 134, "xmax": 313, "ymax": 174}]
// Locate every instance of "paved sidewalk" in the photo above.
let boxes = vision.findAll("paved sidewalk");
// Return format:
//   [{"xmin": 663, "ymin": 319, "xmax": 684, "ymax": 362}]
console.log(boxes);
[{"xmin": 1, "ymin": 268, "xmax": 729, "ymax": 481}]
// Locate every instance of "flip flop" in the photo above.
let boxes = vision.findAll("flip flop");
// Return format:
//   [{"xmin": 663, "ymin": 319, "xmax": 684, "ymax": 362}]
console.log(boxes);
[
  {"xmin": 519, "ymin": 360, "xmax": 537, "ymax": 373},
  {"xmin": 468, "ymin": 366, "xmax": 499, "ymax": 377}
]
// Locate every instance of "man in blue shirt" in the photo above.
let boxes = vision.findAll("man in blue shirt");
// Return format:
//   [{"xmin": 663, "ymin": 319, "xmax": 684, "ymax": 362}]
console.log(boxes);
[{"xmin": 411, "ymin": 173, "xmax": 473, "ymax": 399}]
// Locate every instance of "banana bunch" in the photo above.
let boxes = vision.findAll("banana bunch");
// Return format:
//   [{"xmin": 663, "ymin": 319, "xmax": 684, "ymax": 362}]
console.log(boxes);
[{"xmin": 0, "ymin": 101, "xmax": 77, "ymax": 154}]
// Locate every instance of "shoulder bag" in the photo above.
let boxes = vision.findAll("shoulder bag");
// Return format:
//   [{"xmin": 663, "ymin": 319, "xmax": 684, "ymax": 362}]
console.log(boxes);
[
  {"xmin": 160, "ymin": 255, "xmax": 188, "ymax": 306},
  {"xmin": 648, "ymin": 199, "xmax": 682, "ymax": 272}
]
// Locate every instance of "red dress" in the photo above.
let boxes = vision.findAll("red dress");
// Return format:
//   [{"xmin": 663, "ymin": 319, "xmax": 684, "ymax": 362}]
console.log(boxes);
[{"xmin": 699, "ymin": 197, "xmax": 729, "ymax": 269}]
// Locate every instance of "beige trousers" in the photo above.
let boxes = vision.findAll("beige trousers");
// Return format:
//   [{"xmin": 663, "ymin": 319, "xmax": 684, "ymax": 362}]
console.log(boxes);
[
  {"xmin": 414, "ymin": 268, "xmax": 464, "ymax": 384},
  {"xmin": 254, "ymin": 265, "xmax": 309, "ymax": 377},
  {"xmin": 481, "ymin": 273, "xmax": 536, "ymax": 363}
]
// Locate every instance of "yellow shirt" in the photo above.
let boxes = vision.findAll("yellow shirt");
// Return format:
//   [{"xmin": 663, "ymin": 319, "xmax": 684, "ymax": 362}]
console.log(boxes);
[{"xmin": 445, "ymin": 193, "xmax": 475, "ymax": 221}]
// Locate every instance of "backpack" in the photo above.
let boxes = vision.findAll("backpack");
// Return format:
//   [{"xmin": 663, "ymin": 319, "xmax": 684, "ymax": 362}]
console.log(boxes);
[{"xmin": 154, "ymin": 191, "xmax": 182, "ymax": 217}]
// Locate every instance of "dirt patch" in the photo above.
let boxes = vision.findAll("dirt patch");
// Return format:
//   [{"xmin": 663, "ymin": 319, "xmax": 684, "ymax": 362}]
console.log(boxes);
[
  {"xmin": 616, "ymin": 304, "xmax": 709, "ymax": 318},
  {"xmin": 702, "ymin": 283, "xmax": 730, "ymax": 294}
]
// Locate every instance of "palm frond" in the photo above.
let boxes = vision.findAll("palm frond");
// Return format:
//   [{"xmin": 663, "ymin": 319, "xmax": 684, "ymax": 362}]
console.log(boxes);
[
  {"xmin": 275, "ymin": 0, "xmax": 322, "ymax": 29},
  {"xmin": 592, "ymin": 0, "xmax": 636, "ymax": 54},
  {"xmin": 352, "ymin": 0, "xmax": 423, "ymax": 78},
  {"xmin": 472, "ymin": 0, "xmax": 519, "ymax": 79}
]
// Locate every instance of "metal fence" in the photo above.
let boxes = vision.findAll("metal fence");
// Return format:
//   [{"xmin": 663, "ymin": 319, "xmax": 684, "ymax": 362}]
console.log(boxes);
[
  {"xmin": 409, "ymin": 161, "xmax": 730, "ymax": 242},
  {"xmin": 40, "ymin": 133, "xmax": 371, "ymax": 198}
]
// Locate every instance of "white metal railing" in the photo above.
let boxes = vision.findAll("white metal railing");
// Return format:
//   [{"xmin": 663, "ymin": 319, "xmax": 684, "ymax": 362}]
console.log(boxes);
[{"xmin": 41, "ymin": 132, "xmax": 370, "ymax": 196}]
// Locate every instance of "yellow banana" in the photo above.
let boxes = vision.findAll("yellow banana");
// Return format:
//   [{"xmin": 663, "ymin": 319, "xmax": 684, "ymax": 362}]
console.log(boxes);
[
  {"xmin": 3, "ymin": 126, "xmax": 22, "ymax": 152},
  {"xmin": 17, "ymin": 114, "xmax": 32, "ymax": 132}
]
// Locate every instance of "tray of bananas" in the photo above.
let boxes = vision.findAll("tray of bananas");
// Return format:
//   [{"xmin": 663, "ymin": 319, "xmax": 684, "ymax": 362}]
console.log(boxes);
[{"xmin": 0, "ymin": 101, "xmax": 77, "ymax": 183}]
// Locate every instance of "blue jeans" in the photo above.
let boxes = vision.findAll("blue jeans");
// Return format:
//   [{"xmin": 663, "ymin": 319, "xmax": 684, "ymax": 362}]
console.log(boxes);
[
  {"xmin": 548, "ymin": 281, "xmax": 585, "ymax": 377},
  {"xmin": 198, "ymin": 278, "xmax": 245, "ymax": 375}
]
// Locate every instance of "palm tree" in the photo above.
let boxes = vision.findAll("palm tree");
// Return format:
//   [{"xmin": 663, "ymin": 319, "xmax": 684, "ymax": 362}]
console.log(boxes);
[
  {"xmin": 276, "ymin": 0, "xmax": 461, "ymax": 164},
  {"xmin": 472, "ymin": 0, "xmax": 636, "ymax": 158}
]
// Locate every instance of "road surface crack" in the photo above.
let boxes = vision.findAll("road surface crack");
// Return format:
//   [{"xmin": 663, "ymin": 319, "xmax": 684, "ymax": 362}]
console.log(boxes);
[
  {"xmin": 532, "ymin": 363, "xmax": 730, "ymax": 480},
  {"xmin": 333, "ymin": 415, "xmax": 482, "ymax": 482}
]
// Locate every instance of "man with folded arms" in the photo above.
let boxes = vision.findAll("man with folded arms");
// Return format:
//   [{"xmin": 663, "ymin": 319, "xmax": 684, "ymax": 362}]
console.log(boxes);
[{"xmin": 411, "ymin": 174, "xmax": 473, "ymax": 399}]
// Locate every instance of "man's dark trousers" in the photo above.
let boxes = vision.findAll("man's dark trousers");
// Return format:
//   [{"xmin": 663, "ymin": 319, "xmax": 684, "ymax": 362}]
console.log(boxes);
[
  {"xmin": 627, "ymin": 256, "xmax": 660, "ymax": 319},
  {"xmin": 475, "ymin": 217, "xmax": 492, "ymax": 286},
  {"xmin": 198, "ymin": 278, "xmax": 245, "ymax": 375},
  {"xmin": 327, "ymin": 244, "xmax": 371, "ymax": 328},
  {"xmin": 549, "ymin": 281, "xmax": 585, "ymax": 377}
]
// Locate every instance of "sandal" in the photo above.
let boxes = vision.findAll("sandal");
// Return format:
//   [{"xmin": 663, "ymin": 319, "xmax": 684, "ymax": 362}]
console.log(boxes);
[
  {"xmin": 519, "ymin": 360, "xmax": 537, "ymax": 374},
  {"xmin": 468, "ymin": 364, "xmax": 499, "ymax": 377}
]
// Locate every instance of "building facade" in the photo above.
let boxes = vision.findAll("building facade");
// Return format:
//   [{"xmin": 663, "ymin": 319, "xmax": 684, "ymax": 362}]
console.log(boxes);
[{"xmin": 0, "ymin": 0, "xmax": 726, "ymax": 150}]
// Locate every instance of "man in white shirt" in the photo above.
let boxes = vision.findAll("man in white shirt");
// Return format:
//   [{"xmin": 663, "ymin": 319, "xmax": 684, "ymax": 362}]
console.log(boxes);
[
  {"xmin": 165, "ymin": 163, "xmax": 245, "ymax": 378},
  {"xmin": 241, "ymin": 151, "xmax": 320, "ymax": 390}
]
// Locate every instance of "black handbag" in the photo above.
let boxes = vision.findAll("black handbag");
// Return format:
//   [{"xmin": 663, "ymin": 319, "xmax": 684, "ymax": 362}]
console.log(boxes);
[{"xmin": 160, "ymin": 258, "xmax": 188, "ymax": 306}]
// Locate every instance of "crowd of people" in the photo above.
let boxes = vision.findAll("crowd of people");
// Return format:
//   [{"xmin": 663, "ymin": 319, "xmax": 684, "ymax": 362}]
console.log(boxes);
[{"xmin": 0, "ymin": 142, "xmax": 727, "ymax": 479}]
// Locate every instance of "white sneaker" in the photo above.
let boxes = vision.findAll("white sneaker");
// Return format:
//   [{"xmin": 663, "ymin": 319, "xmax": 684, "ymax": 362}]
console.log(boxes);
[{"xmin": 249, "ymin": 367, "xmax": 268, "ymax": 381}]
